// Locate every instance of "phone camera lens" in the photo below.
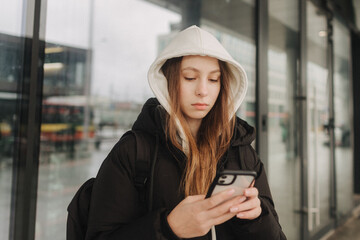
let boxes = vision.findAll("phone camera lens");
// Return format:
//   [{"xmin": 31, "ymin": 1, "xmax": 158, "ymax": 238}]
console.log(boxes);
[
  {"xmin": 221, "ymin": 175, "xmax": 227, "ymax": 179},
  {"xmin": 219, "ymin": 180, "xmax": 225, "ymax": 184}
]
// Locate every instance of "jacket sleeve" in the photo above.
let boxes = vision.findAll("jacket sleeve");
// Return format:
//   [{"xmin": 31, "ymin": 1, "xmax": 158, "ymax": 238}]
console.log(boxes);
[
  {"xmin": 85, "ymin": 134, "xmax": 178, "ymax": 240},
  {"xmin": 222, "ymin": 146, "xmax": 287, "ymax": 240}
]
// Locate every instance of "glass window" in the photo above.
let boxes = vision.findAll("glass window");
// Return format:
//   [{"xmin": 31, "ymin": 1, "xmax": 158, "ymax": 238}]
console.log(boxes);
[
  {"xmin": 268, "ymin": 0, "xmax": 300, "ymax": 239},
  {"xmin": 333, "ymin": 19, "xmax": 353, "ymax": 219},
  {"xmin": 0, "ymin": 1, "xmax": 24, "ymax": 239},
  {"xmin": 36, "ymin": 0, "xmax": 180, "ymax": 238},
  {"xmin": 306, "ymin": 2, "xmax": 331, "ymax": 235}
]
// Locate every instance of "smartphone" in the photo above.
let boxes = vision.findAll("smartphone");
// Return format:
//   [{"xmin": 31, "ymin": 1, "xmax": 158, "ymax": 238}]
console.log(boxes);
[{"xmin": 206, "ymin": 170, "xmax": 257, "ymax": 198}]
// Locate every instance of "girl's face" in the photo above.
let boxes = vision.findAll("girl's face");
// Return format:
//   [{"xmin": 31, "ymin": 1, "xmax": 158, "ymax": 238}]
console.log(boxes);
[{"xmin": 179, "ymin": 55, "xmax": 221, "ymax": 126}]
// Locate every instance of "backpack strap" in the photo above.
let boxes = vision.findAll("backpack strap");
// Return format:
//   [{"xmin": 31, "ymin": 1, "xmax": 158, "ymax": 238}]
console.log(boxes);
[
  {"xmin": 132, "ymin": 130, "xmax": 152, "ymax": 201},
  {"xmin": 120, "ymin": 130, "xmax": 156, "ymax": 209}
]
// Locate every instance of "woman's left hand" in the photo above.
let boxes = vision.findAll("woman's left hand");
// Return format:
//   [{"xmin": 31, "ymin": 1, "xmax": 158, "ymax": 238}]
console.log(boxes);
[{"xmin": 229, "ymin": 187, "xmax": 262, "ymax": 220}]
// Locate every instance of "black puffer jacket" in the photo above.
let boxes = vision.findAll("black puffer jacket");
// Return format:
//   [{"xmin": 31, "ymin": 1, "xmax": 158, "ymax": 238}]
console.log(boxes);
[{"xmin": 85, "ymin": 98, "xmax": 286, "ymax": 240}]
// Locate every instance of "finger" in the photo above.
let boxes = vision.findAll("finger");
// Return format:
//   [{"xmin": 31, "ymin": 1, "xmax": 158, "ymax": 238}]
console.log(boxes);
[
  {"xmin": 243, "ymin": 187, "xmax": 259, "ymax": 197},
  {"xmin": 209, "ymin": 196, "xmax": 258, "ymax": 225},
  {"xmin": 200, "ymin": 189, "xmax": 236, "ymax": 210},
  {"xmin": 236, "ymin": 206, "xmax": 262, "ymax": 220},
  {"xmin": 233, "ymin": 197, "xmax": 261, "ymax": 213},
  {"xmin": 210, "ymin": 211, "xmax": 238, "ymax": 226},
  {"xmin": 207, "ymin": 195, "xmax": 246, "ymax": 218}
]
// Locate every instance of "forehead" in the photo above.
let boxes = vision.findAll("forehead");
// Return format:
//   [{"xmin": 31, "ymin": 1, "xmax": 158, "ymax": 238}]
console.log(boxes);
[{"xmin": 181, "ymin": 55, "xmax": 220, "ymax": 71}]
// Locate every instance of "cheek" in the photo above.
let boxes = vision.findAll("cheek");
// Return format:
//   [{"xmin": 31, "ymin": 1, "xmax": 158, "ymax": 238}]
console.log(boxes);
[
  {"xmin": 178, "ymin": 83, "xmax": 185, "ymax": 99},
  {"xmin": 179, "ymin": 81, "xmax": 191, "ymax": 98},
  {"xmin": 178, "ymin": 84, "xmax": 188, "ymax": 105},
  {"xmin": 212, "ymin": 84, "xmax": 221, "ymax": 98},
  {"xmin": 210, "ymin": 86, "xmax": 221, "ymax": 105}
]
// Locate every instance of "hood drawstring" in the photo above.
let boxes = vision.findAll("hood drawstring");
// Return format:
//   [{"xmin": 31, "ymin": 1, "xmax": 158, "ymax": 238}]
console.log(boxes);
[
  {"xmin": 148, "ymin": 133, "xmax": 159, "ymax": 211},
  {"xmin": 211, "ymin": 226, "xmax": 217, "ymax": 240}
]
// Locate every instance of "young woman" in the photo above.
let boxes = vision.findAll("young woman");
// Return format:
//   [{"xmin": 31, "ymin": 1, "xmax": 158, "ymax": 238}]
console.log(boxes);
[{"xmin": 85, "ymin": 26, "xmax": 286, "ymax": 239}]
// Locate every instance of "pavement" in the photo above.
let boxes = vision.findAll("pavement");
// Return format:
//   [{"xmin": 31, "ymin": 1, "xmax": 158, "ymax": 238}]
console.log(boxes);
[{"xmin": 324, "ymin": 206, "xmax": 360, "ymax": 240}]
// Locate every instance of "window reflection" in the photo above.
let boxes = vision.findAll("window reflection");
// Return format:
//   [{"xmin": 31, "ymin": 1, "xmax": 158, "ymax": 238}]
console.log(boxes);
[
  {"xmin": 268, "ymin": 0, "xmax": 300, "ymax": 239},
  {"xmin": 0, "ymin": 5, "xmax": 23, "ymax": 235},
  {"xmin": 333, "ymin": 19, "xmax": 353, "ymax": 219},
  {"xmin": 305, "ymin": 3, "xmax": 332, "ymax": 235}
]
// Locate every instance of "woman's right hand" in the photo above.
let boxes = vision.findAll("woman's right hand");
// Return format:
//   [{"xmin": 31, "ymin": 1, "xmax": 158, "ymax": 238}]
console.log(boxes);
[{"xmin": 166, "ymin": 189, "xmax": 246, "ymax": 238}]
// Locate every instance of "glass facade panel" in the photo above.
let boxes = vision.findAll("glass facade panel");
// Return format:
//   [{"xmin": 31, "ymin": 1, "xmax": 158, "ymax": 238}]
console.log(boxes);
[
  {"xmin": 268, "ymin": 0, "xmax": 300, "ymax": 239},
  {"xmin": 333, "ymin": 19, "xmax": 353, "ymax": 218},
  {"xmin": 306, "ymin": 2, "xmax": 331, "ymax": 235},
  {"xmin": 0, "ymin": 1, "xmax": 24, "ymax": 239},
  {"xmin": 36, "ymin": 0, "xmax": 180, "ymax": 239},
  {"xmin": 0, "ymin": 34, "xmax": 19, "ymax": 240}
]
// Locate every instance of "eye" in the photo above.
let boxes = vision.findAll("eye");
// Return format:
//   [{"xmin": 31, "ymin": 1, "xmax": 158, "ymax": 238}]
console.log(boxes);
[
  {"xmin": 184, "ymin": 77, "xmax": 195, "ymax": 81},
  {"xmin": 209, "ymin": 78, "xmax": 219, "ymax": 82}
]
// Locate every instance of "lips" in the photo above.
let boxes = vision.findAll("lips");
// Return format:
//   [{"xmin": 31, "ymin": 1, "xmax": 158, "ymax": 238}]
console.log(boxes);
[{"xmin": 192, "ymin": 103, "xmax": 208, "ymax": 110}]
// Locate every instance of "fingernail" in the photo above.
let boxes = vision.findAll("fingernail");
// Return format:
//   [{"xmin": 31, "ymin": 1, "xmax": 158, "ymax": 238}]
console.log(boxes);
[
  {"xmin": 237, "ymin": 213, "xmax": 244, "ymax": 218},
  {"xmin": 230, "ymin": 207, "xmax": 238, "ymax": 213}
]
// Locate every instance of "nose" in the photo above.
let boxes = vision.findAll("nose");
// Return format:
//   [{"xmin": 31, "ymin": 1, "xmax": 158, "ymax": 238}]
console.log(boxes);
[{"xmin": 195, "ymin": 78, "xmax": 208, "ymax": 97}]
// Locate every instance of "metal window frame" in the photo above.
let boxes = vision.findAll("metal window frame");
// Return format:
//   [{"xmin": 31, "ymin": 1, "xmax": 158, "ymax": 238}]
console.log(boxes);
[
  {"xmin": 351, "ymin": 31, "xmax": 360, "ymax": 195},
  {"xmin": 298, "ymin": 0, "xmax": 309, "ymax": 239},
  {"xmin": 326, "ymin": 9, "xmax": 337, "ymax": 224},
  {"xmin": 9, "ymin": 0, "xmax": 47, "ymax": 239},
  {"xmin": 255, "ymin": 0, "xmax": 269, "ymax": 171}
]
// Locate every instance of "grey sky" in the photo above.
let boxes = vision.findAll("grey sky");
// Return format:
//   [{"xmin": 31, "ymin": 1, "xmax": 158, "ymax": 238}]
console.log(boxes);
[{"xmin": 89, "ymin": 0, "xmax": 180, "ymax": 102}]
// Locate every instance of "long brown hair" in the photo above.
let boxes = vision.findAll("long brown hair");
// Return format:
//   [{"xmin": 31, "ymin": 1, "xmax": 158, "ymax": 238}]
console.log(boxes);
[{"xmin": 161, "ymin": 56, "xmax": 235, "ymax": 196}]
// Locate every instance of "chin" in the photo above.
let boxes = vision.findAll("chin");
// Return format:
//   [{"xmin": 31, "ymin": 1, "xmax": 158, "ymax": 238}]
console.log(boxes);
[{"xmin": 191, "ymin": 113, "xmax": 208, "ymax": 120}]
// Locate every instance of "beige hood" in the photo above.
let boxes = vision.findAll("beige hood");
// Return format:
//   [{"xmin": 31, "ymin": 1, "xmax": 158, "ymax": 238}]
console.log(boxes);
[{"xmin": 147, "ymin": 25, "xmax": 248, "ymax": 146}]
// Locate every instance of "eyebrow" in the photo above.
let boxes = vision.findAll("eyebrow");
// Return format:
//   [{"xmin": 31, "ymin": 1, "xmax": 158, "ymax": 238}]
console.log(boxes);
[{"xmin": 181, "ymin": 67, "xmax": 221, "ymax": 74}]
